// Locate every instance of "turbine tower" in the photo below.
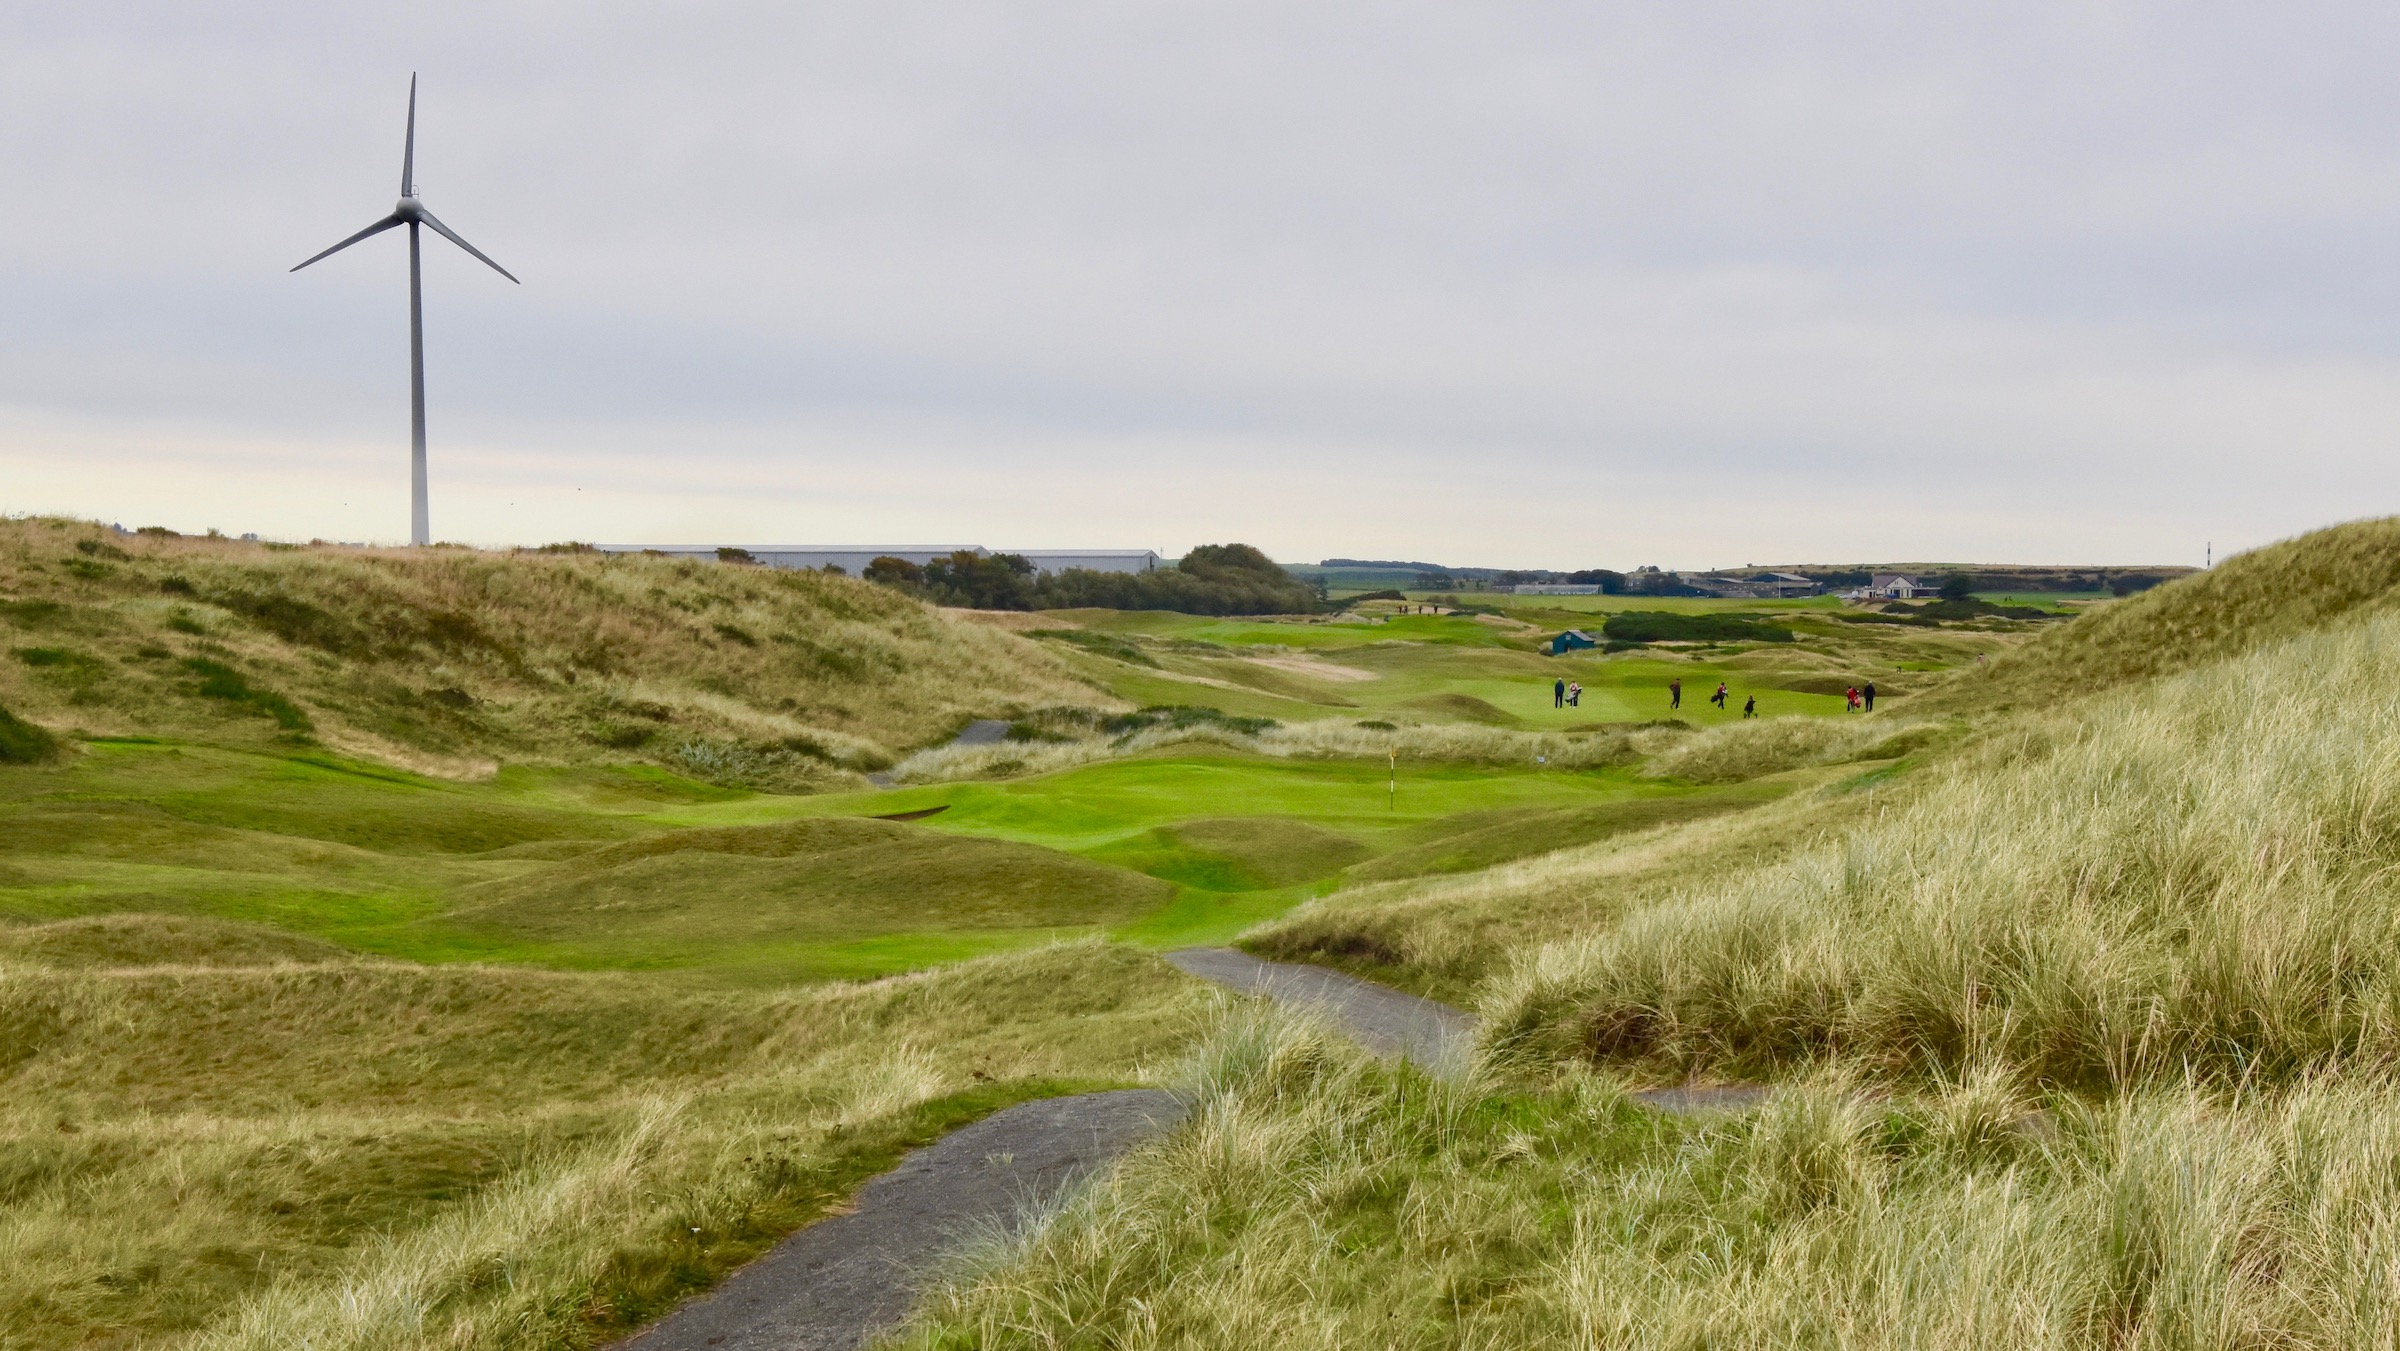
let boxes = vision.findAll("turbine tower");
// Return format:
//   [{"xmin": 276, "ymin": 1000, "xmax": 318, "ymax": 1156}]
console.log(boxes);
[{"xmin": 292, "ymin": 74, "xmax": 517, "ymax": 546}]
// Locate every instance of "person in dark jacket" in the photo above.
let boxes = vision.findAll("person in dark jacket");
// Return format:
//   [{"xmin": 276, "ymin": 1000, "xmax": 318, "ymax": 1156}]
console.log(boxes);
[
  {"xmin": 1554, "ymin": 677, "xmax": 1566, "ymax": 708},
  {"xmin": 1669, "ymin": 678, "xmax": 1682, "ymax": 710},
  {"xmin": 1743, "ymin": 693, "xmax": 1756, "ymax": 718},
  {"xmin": 1863, "ymin": 680, "xmax": 1877, "ymax": 712}
]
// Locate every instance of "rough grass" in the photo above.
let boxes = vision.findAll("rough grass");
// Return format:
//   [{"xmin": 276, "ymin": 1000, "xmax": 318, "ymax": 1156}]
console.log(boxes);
[
  {"xmin": 0, "ymin": 517, "xmax": 1096, "ymax": 784},
  {"xmin": 1929, "ymin": 514, "xmax": 2400, "ymax": 713},
  {"xmin": 450, "ymin": 817, "xmax": 1175, "ymax": 966},
  {"xmin": 1245, "ymin": 769, "xmax": 1881, "ymax": 1002},
  {"xmin": 1641, "ymin": 713, "xmax": 1948, "ymax": 784},
  {"xmin": 895, "ymin": 1011, "xmax": 2400, "ymax": 1351},
  {"xmin": 1487, "ymin": 607, "xmax": 2400, "ymax": 1090},
  {"xmin": 887, "ymin": 718, "xmax": 1673, "ymax": 785},
  {"xmin": 0, "ymin": 700, "xmax": 58, "ymax": 763},
  {"xmin": 0, "ymin": 933, "xmax": 1212, "ymax": 1350}
]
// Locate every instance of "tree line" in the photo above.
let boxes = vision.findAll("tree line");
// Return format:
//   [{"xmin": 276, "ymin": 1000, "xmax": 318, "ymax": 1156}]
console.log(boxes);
[{"xmin": 862, "ymin": 544, "xmax": 1324, "ymax": 615}]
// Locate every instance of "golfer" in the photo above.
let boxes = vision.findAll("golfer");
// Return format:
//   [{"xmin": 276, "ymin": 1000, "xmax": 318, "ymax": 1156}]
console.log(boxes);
[
  {"xmin": 1554, "ymin": 677, "xmax": 1565, "ymax": 708},
  {"xmin": 1669, "ymin": 678, "xmax": 1682, "ymax": 710},
  {"xmin": 1743, "ymin": 694, "xmax": 1756, "ymax": 718},
  {"xmin": 1863, "ymin": 680, "xmax": 1876, "ymax": 712}
]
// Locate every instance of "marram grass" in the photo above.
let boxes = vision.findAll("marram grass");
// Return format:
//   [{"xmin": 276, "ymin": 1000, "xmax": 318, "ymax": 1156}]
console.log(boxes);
[
  {"xmin": 895, "ymin": 1011, "xmax": 2400, "ymax": 1351},
  {"xmin": 1484, "ymin": 609, "xmax": 2400, "ymax": 1088},
  {"xmin": 0, "ymin": 935, "xmax": 1213, "ymax": 1350}
]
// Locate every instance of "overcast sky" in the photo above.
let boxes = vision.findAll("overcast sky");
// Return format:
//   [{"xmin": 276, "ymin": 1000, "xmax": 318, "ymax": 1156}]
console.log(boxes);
[{"xmin": 2, "ymin": 3, "xmax": 2396, "ymax": 567}]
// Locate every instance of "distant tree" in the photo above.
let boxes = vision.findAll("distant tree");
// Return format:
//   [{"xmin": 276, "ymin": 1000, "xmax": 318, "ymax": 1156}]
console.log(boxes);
[
  {"xmin": 1031, "ymin": 543, "xmax": 1321, "ymax": 615},
  {"xmin": 862, "ymin": 555, "xmax": 925, "ymax": 588},
  {"xmin": 1567, "ymin": 569, "xmax": 1626, "ymax": 593},
  {"xmin": 865, "ymin": 541, "xmax": 1320, "ymax": 615},
  {"xmin": 1178, "ymin": 543, "xmax": 1285, "ymax": 582},
  {"xmin": 716, "ymin": 546, "xmax": 756, "ymax": 564},
  {"xmin": 1414, "ymin": 571, "xmax": 1454, "ymax": 588},
  {"xmin": 922, "ymin": 551, "xmax": 1037, "ymax": 609},
  {"xmin": 1938, "ymin": 573, "xmax": 1975, "ymax": 602}
]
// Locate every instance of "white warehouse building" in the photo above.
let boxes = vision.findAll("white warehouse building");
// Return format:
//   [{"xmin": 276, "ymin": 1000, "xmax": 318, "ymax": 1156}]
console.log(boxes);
[{"xmin": 592, "ymin": 545, "xmax": 1162, "ymax": 576}]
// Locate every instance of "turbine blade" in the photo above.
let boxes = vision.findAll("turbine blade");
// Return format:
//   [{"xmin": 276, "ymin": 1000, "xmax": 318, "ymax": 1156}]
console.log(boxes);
[
  {"xmin": 401, "ymin": 73, "xmax": 417, "ymax": 197},
  {"xmin": 290, "ymin": 213, "xmax": 404, "ymax": 272},
  {"xmin": 415, "ymin": 207, "xmax": 520, "ymax": 283}
]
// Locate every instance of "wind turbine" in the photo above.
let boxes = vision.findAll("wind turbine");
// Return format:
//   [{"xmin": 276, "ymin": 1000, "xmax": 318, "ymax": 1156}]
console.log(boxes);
[{"xmin": 292, "ymin": 74, "xmax": 517, "ymax": 546}]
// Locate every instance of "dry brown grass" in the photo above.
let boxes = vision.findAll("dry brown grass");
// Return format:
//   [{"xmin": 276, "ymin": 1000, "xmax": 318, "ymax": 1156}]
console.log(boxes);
[
  {"xmin": 1926, "ymin": 514, "xmax": 2400, "ymax": 713},
  {"xmin": 0, "ymin": 925, "xmax": 1211, "ymax": 1349},
  {"xmin": 0, "ymin": 518, "xmax": 1104, "ymax": 786}
]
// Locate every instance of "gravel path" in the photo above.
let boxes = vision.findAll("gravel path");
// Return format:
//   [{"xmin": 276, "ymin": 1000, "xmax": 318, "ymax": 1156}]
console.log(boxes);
[
  {"xmin": 949, "ymin": 718, "xmax": 1013, "ymax": 747},
  {"xmin": 866, "ymin": 719, "xmax": 1012, "ymax": 788},
  {"xmin": 1162, "ymin": 946, "xmax": 1477, "ymax": 1074},
  {"xmin": 618, "ymin": 946, "xmax": 1764, "ymax": 1351},
  {"xmin": 614, "ymin": 1089, "xmax": 1182, "ymax": 1351},
  {"xmin": 1162, "ymin": 947, "xmax": 1772, "ymax": 1113}
]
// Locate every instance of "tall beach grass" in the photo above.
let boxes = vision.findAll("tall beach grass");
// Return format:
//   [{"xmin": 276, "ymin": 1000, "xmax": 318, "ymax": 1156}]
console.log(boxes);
[
  {"xmin": 1487, "ymin": 608, "xmax": 2400, "ymax": 1088},
  {"xmin": 899, "ymin": 1012, "xmax": 2400, "ymax": 1350}
]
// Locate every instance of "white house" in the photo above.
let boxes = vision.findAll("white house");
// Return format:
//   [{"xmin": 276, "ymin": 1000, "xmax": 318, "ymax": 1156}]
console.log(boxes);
[
  {"xmin": 593, "ymin": 545, "xmax": 1160, "ymax": 576},
  {"xmin": 1869, "ymin": 573, "xmax": 1942, "ymax": 600}
]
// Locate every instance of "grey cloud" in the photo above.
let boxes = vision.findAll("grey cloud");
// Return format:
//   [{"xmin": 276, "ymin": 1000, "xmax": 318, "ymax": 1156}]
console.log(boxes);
[{"xmin": 3, "ymin": 2, "xmax": 2397, "ymax": 561}]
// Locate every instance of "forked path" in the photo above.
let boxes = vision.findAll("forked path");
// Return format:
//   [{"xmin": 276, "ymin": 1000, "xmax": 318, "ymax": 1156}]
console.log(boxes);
[
  {"xmin": 1162, "ymin": 947, "xmax": 1476, "ymax": 1072},
  {"xmin": 1164, "ymin": 947, "xmax": 1772, "ymax": 1114},
  {"xmin": 619, "ymin": 948, "xmax": 1761, "ymax": 1350}
]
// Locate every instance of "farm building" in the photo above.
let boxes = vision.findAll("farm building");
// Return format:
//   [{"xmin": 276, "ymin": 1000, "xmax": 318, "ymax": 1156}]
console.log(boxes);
[
  {"xmin": 1512, "ymin": 584, "xmax": 1602, "ymax": 595},
  {"xmin": 1753, "ymin": 572, "xmax": 1823, "ymax": 597},
  {"xmin": 592, "ymin": 545, "xmax": 1160, "ymax": 576},
  {"xmin": 1011, "ymin": 549, "xmax": 1163, "ymax": 575},
  {"xmin": 1550, "ymin": 629, "xmax": 1599, "ymax": 655}
]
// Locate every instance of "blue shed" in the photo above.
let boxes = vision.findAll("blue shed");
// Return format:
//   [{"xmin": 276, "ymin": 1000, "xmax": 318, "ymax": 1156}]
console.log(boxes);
[{"xmin": 1550, "ymin": 629, "xmax": 1598, "ymax": 656}]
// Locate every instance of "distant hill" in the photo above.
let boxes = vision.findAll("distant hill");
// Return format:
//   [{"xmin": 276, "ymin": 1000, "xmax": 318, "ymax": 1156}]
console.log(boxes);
[{"xmin": 0, "ymin": 518, "xmax": 1096, "ymax": 785}]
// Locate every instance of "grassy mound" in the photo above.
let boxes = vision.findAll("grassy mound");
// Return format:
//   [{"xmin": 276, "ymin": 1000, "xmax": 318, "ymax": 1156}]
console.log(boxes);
[
  {"xmin": 1641, "ymin": 714, "xmax": 1946, "ymax": 784},
  {"xmin": 1930, "ymin": 514, "xmax": 2400, "ymax": 710},
  {"xmin": 1488, "ymin": 610, "xmax": 2400, "ymax": 1089},
  {"xmin": 0, "ymin": 701, "xmax": 56, "ymax": 763},
  {"xmin": 452, "ymin": 817, "xmax": 1174, "ymax": 964},
  {"xmin": 0, "ymin": 941, "xmax": 1207, "ymax": 1349},
  {"xmin": 0, "ymin": 517, "xmax": 1093, "ymax": 783},
  {"xmin": 1342, "ymin": 783, "xmax": 1785, "ymax": 885},
  {"xmin": 1087, "ymin": 817, "xmax": 1370, "ymax": 891},
  {"xmin": 0, "ymin": 914, "xmax": 349, "ymax": 968}
]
